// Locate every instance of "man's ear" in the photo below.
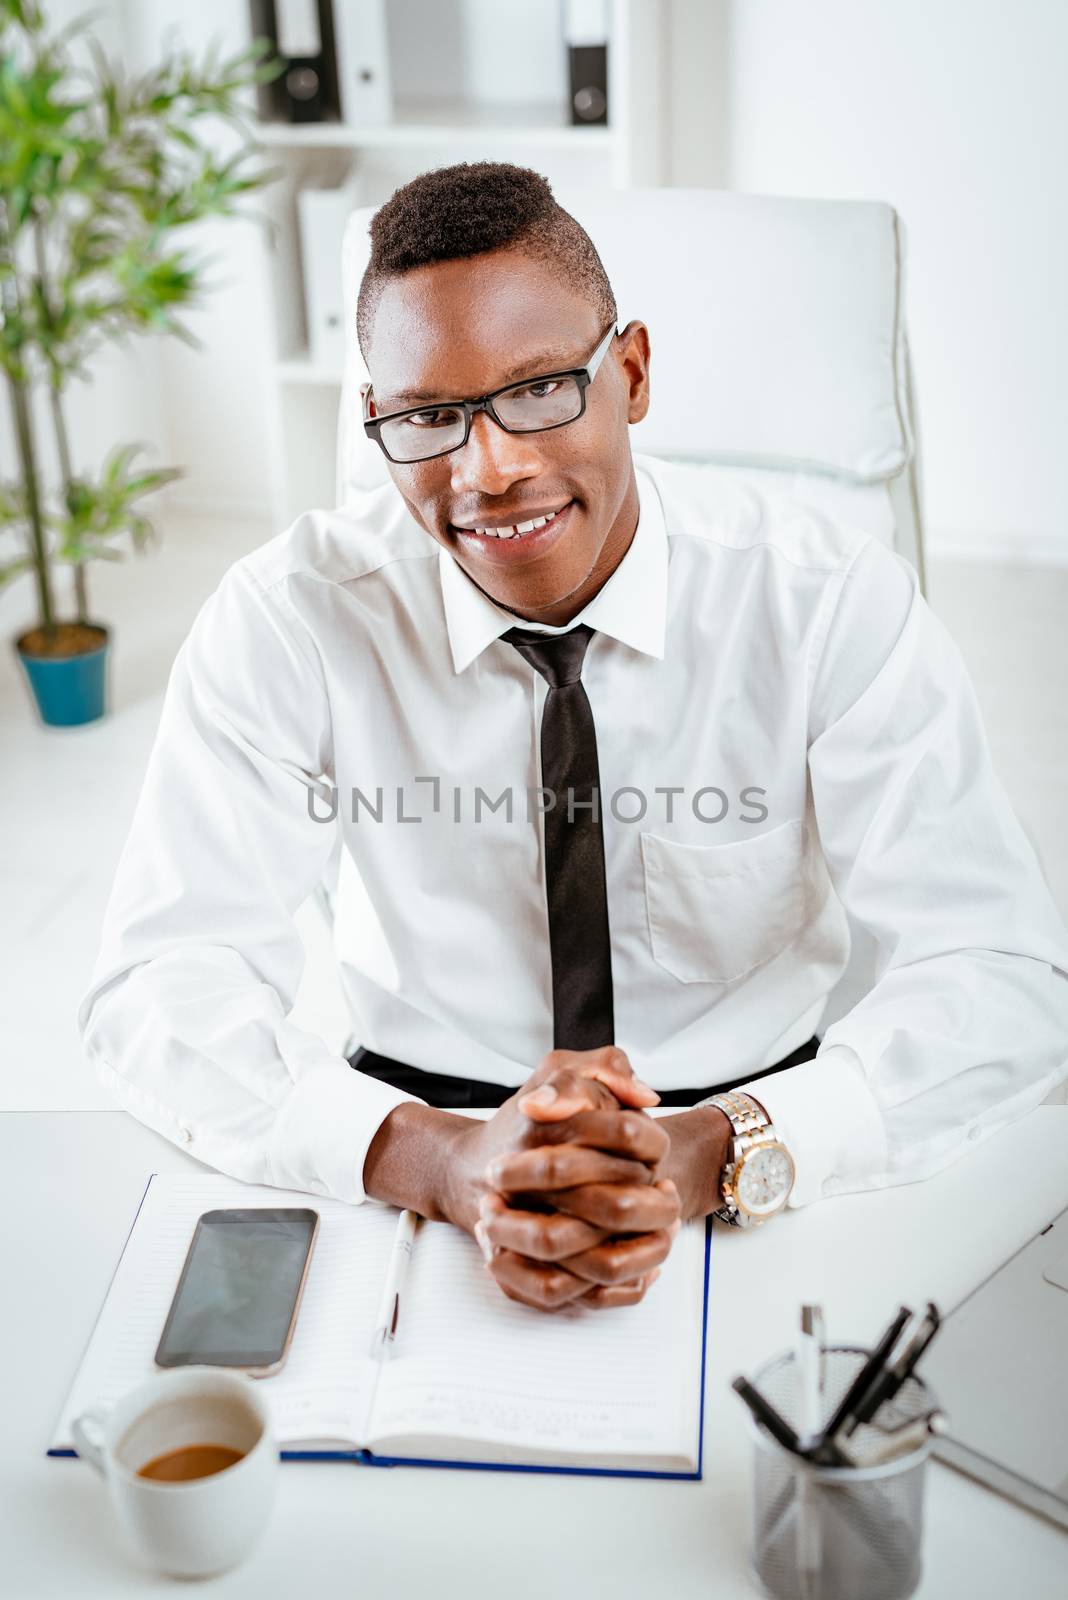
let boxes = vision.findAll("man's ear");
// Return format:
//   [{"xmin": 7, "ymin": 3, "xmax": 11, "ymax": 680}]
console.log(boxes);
[{"xmin": 616, "ymin": 319, "xmax": 651, "ymax": 426}]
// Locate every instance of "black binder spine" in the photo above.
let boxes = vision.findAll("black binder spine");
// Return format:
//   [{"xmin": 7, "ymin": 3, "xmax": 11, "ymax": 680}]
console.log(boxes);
[
  {"xmin": 250, "ymin": 0, "xmax": 341, "ymax": 124},
  {"xmin": 567, "ymin": 43, "xmax": 609, "ymax": 126}
]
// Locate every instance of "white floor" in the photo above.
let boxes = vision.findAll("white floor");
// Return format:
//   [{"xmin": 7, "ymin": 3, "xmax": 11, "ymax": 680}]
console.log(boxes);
[{"xmin": 3, "ymin": 513, "xmax": 1067, "ymax": 1112}]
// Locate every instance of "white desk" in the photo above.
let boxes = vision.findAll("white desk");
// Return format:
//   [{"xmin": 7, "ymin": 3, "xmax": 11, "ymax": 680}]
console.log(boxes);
[{"xmin": 3, "ymin": 1108, "xmax": 1066, "ymax": 1600}]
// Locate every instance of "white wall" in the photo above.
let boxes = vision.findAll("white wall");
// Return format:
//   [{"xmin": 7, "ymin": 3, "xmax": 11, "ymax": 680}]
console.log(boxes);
[
  {"xmin": 665, "ymin": 0, "xmax": 729, "ymax": 188},
  {"xmin": 720, "ymin": 0, "xmax": 1068, "ymax": 563},
  {"xmin": 118, "ymin": 0, "xmax": 276, "ymax": 519},
  {"xmin": 9, "ymin": 0, "xmax": 1065, "ymax": 558}
]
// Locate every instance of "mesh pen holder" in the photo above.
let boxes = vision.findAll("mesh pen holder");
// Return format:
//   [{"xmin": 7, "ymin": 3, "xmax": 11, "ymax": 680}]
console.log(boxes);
[{"xmin": 748, "ymin": 1346, "xmax": 936, "ymax": 1600}]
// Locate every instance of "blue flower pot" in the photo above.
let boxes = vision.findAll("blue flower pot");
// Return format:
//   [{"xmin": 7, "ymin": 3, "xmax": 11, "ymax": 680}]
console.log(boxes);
[{"xmin": 15, "ymin": 624, "xmax": 110, "ymax": 727}]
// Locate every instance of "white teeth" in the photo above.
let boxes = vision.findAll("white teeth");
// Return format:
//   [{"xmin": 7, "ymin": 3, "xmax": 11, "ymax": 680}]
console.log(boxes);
[{"xmin": 466, "ymin": 506, "xmax": 566, "ymax": 538}]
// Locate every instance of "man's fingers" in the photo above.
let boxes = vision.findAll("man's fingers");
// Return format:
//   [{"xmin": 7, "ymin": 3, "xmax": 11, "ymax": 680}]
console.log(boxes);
[
  {"xmin": 518, "ymin": 1048, "xmax": 659, "ymax": 1123},
  {"xmin": 577, "ymin": 1270, "xmax": 661, "ymax": 1309},
  {"xmin": 577, "ymin": 1064, "xmax": 659, "ymax": 1109},
  {"xmin": 499, "ymin": 1108, "xmax": 670, "ymax": 1172},
  {"xmin": 485, "ymin": 1142, "xmax": 654, "ymax": 1195},
  {"xmin": 477, "ymin": 1191, "xmax": 609, "ymax": 1261},
  {"xmin": 552, "ymin": 1225, "xmax": 677, "ymax": 1286},
  {"xmin": 549, "ymin": 1108, "xmax": 669, "ymax": 1165},
  {"xmin": 486, "ymin": 1247, "xmax": 590, "ymax": 1311},
  {"xmin": 517, "ymin": 1067, "xmax": 618, "ymax": 1123},
  {"xmin": 519, "ymin": 1070, "xmax": 659, "ymax": 1122},
  {"xmin": 550, "ymin": 1177, "xmax": 681, "ymax": 1233}
]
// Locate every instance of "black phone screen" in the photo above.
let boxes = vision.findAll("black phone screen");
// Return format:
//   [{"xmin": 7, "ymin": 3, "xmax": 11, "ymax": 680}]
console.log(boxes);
[{"xmin": 155, "ymin": 1208, "xmax": 319, "ymax": 1370}]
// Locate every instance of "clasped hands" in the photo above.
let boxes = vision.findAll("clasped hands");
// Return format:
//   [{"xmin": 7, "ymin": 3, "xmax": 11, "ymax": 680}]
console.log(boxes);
[{"xmin": 447, "ymin": 1047, "xmax": 684, "ymax": 1312}]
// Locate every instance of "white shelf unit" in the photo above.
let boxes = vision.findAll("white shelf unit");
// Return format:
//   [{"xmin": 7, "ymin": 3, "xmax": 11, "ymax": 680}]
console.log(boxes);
[
  {"xmin": 253, "ymin": 0, "xmax": 666, "ymax": 528},
  {"xmin": 256, "ymin": 110, "xmax": 617, "ymax": 150}
]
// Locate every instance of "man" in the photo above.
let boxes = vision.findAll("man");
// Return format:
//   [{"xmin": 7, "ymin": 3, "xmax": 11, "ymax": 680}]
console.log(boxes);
[{"xmin": 80, "ymin": 162, "xmax": 1068, "ymax": 1314}]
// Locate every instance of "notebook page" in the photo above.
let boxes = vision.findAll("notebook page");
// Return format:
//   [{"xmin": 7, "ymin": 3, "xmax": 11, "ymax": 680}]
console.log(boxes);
[
  {"xmin": 50, "ymin": 1175, "xmax": 399, "ymax": 1452},
  {"xmin": 368, "ymin": 1219, "xmax": 706, "ymax": 1467}
]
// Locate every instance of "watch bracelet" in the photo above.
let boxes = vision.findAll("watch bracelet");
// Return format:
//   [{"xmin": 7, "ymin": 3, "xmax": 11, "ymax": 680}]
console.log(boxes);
[
  {"xmin": 708, "ymin": 1089, "xmax": 769, "ymax": 1138},
  {"xmin": 707, "ymin": 1091, "xmax": 774, "ymax": 1226}
]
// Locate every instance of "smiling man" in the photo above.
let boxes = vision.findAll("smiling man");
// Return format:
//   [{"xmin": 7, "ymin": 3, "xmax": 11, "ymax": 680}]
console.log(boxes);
[{"xmin": 80, "ymin": 162, "xmax": 1068, "ymax": 1312}]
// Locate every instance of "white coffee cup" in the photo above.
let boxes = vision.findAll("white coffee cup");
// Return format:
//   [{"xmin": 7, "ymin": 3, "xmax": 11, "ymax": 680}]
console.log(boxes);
[{"xmin": 71, "ymin": 1367, "xmax": 277, "ymax": 1578}]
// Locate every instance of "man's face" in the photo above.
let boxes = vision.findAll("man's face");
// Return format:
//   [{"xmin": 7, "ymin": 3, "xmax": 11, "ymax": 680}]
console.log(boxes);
[{"xmin": 364, "ymin": 249, "xmax": 650, "ymax": 624}]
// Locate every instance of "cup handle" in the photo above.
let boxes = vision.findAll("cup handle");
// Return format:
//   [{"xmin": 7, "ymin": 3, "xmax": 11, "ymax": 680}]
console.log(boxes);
[{"xmin": 71, "ymin": 1407, "xmax": 110, "ymax": 1476}]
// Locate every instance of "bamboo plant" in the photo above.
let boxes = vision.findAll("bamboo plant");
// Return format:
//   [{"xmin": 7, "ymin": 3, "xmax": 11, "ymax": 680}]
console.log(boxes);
[{"xmin": 0, "ymin": 0, "xmax": 280, "ymax": 658}]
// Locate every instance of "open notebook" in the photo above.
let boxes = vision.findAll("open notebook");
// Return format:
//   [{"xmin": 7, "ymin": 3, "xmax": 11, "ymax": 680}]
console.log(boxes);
[{"xmin": 50, "ymin": 1174, "xmax": 711, "ymax": 1479}]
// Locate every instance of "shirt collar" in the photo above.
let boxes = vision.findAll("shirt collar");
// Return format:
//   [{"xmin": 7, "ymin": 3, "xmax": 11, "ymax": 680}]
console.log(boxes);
[{"xmin": 438, "ymin": 463, "xmax": 667, "ymax": 674}]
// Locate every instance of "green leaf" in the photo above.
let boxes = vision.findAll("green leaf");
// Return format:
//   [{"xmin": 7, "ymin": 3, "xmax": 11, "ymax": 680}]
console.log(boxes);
[
  {"xmin": 0, "ymin": 554, "xmax": 33, "ymax": 590},
  {"xmin": 2, "ymin": 1, "xmax": 278, "ymax": 595}
]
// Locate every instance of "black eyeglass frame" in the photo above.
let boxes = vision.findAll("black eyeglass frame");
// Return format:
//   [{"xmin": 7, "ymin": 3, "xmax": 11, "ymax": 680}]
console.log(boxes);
[{"xmin": 360, "ymin": 321, "xmax": 619, "ymax": 464}]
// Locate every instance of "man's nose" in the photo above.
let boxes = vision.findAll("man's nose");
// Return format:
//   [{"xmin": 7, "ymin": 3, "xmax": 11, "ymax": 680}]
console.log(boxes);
[{"xmin": 449, "ymin": 409, "xmax": 542, "ymax": 496}]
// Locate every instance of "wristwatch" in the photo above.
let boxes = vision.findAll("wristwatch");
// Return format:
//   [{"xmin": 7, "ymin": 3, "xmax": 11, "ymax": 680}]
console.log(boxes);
[{"xmin": 705, "ymin": 1090, "xmax": 795, "ymax": 1227}]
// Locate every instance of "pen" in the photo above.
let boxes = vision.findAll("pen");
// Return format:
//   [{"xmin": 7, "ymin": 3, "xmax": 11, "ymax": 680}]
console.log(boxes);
[
  {"xmin": 844, "ymin": 1302, "xmax": 941, "ymax": 1436},
  {"xmin": 807, "ymin": 1305, "xmax": 911, "ymax": 1463},
  {"xmin": 369, "ymin": 1208, "xmax": 418, "ymax": 1360},
  {"xmin": 797, "ymin": 1305, "xmax": 823, "ymax": 1444},
  {"xmin": 732, "ymin": 1376, "xmax": 801, "ymax": 1454},
  {"xmin": 796, "ymin": 1306, "xmax": 824, "ymax": 1600}
]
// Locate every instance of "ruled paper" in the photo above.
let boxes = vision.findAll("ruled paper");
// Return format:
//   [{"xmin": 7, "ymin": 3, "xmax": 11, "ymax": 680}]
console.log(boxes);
[
  {"xmin": 367, "ymin": 1219, "xmax": 706, "ymax": 1468},
  {"xmin": 50, "ymin": 1175, "xmax": 398, "ymax": 1452}
]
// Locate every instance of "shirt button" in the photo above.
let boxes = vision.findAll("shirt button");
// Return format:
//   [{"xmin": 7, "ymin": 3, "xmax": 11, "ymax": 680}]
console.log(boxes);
[
  {"xmin": 968, "ymin": 1126, "xmax": 981, "ymax": 1142},
  {"xmin": 177, "ymin": 1124, "xmax": 193, "ymax": 1145}
]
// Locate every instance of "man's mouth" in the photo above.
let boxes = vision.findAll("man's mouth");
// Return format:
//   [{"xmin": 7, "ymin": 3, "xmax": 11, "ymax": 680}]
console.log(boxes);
[
  {"xmin": 449, "ymin": 501, "xmax": 576, "ymax": 564},
  {"xmin": 450, "ymin": 502, "xmax": 572, "ymax": 540}
]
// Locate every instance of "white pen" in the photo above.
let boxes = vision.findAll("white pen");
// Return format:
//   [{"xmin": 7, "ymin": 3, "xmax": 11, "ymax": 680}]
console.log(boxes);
[
  {"xmin": 798, "ymin": 1305, "xmax": 824, "ymax": 1443},
  {"xmin": 796, "ymin": 1305, "xmax": 825, "ymax": 1600},
  {"xmin": 369, "ymin": 1209, "xmax": 418, "ymax": 1360}
]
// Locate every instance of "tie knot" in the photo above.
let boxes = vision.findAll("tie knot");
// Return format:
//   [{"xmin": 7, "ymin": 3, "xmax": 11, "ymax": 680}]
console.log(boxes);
[{"xmin": 501, "ymin": 623, "xmax": 595, "ymax": 689}]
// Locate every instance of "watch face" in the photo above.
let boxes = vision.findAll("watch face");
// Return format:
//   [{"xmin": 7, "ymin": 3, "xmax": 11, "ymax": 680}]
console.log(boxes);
[{"xmin": 736, "ymin": 1143, "xmax": 795, "ymax": 1216}]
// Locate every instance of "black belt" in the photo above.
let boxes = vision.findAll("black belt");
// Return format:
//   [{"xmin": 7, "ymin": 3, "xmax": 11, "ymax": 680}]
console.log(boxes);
[{"xmin": 346, "ymin": 1035, "xmax": 821, "ymax": 1110}]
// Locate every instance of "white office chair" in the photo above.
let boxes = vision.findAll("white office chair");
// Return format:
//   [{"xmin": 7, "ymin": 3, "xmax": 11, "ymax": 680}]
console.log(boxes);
[{"xmin": 328, "ymin": 188, "xmax": 928, "ymax": 1037}]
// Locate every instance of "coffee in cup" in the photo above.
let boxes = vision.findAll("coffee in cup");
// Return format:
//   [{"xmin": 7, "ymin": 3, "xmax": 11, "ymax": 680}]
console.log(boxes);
[
  {"xmin": 72, "ymin": 1367, "xmax": 277, "ymax": 1577},
  {"xmin": 137, "ymin": 1443, "xmax": 246, "ymax": 1482}
]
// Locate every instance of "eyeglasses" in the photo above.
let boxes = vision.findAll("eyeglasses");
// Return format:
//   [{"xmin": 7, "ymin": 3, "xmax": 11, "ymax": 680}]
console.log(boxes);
[{"xmin": 360, "ymin": 322, "xmax": 618, "ymax": 465}]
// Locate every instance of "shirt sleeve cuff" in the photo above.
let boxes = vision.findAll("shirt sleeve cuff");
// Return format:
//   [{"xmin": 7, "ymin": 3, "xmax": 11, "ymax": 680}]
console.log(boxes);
[
  {"xmin": 268, "ymin": 1061, "xmax": 425, "ymax": 1204},
  {"xmin": 735, "ymin": 1045, "xmax": 888, "ymax": 1207}
]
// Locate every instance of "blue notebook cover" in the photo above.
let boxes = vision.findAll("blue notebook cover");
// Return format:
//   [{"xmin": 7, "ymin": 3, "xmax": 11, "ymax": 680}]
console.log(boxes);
[{"xmin": 49, "ymin": 1176, "xmax": 712, "ymax": 1481}]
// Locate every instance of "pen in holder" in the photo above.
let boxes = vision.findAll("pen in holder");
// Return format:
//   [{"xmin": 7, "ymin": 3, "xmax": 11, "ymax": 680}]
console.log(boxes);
[{"xmin": 746, "ymin": 1347, "xmax": 936, "ymax": 1600}]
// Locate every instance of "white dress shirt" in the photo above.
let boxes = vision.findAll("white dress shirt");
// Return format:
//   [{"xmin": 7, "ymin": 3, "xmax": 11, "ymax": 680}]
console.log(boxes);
[{"xmin": 79, "ymin": 453, "xmax": 1068, "ymax": 1209}]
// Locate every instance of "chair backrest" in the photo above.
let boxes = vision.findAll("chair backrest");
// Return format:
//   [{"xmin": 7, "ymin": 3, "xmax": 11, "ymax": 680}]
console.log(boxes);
[{"xmin": 337, "ymin": 187, "xmax": 924, "ymax": 584}]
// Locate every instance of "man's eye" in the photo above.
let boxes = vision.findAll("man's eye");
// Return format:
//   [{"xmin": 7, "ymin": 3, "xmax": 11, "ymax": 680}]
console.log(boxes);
[
  {"xmin": 404, "ymin": 409, "xmax": 456, "ymax": 429},
  {"xmin": 510, "ymin": 380, "xmax": 562, "ymax": 401}
]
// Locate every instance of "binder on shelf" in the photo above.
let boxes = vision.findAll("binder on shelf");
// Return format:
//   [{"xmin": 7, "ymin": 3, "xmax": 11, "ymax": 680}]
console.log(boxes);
[
  {"xmin": 564, "ymin": 0, "xmax": 609, "ymax": 126},
  {"xmin": 298, "ymin": 174, "xmax": 362, "ymax": 373},
  {"xmin": 250, "ymin": 0, "xmax": 341, "ymax": 124},
  {"xmin": 332, "ymin": 0, "xmax": 393, "ymax": 127}
]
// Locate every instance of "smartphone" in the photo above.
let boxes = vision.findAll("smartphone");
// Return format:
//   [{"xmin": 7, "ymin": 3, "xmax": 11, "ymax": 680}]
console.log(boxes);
[{"xmin": 155, "ymin": 1208, "xmax": 319, "ymax": 1377}]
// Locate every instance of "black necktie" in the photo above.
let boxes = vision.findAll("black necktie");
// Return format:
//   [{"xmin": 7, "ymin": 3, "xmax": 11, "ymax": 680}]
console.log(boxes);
[{"xmin": 501, "ymin": 623, "xmax": 614, "ymax": 1051}]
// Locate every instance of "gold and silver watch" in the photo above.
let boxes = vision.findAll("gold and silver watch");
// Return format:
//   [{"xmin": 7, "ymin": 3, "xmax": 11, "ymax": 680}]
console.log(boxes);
[{"xmin": 705, "ymin": 1090, "xmax": 795, "ymax": 1227}]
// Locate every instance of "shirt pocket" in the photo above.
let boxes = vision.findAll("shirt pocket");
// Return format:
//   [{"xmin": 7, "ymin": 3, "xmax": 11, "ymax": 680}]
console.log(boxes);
[{"xmin": 640, "ymin": 819, "xmax": 808, "ymax": 984}]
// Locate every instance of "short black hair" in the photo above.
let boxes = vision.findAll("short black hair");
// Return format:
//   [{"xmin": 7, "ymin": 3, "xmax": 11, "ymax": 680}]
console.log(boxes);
[{"xmin": 355, "ymin": 161, "xmax": 617, "ymax": 361}]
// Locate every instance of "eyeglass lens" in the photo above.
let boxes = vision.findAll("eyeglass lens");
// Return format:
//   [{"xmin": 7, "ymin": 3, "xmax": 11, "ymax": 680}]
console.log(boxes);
[{"xmin": 379, "ymin": 375, "xmax": 584, "ymax": 463}]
